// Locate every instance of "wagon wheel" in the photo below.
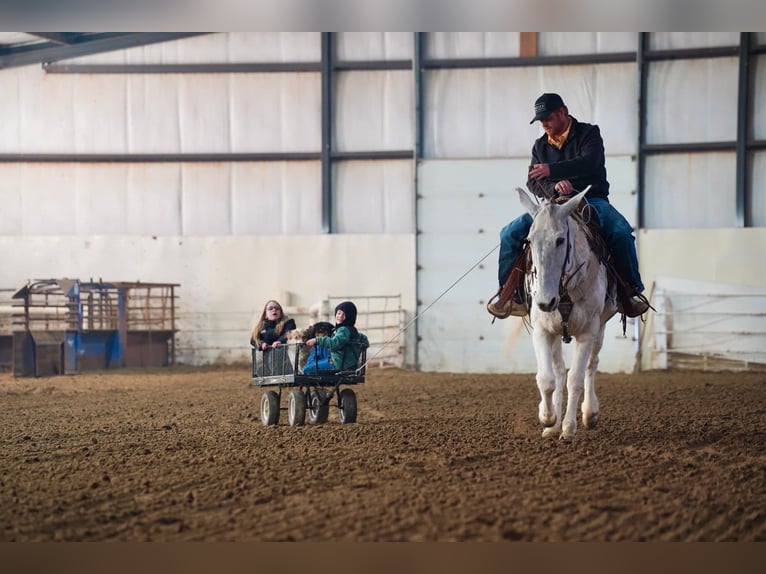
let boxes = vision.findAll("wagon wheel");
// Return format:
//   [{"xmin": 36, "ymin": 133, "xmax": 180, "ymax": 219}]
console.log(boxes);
[
  {"xmin": 307, "ymin": 389, "xmax": 330, "ymax": 425},
  {"xmin": 260, "ymin": 391, "xmax": 280, "ymax": 426},
  {"xmin": 338, "ymin": 388, "xmax": 357, "ymax": 424},
  {"xmin": 288, "ymin": 390, "xmax": 306, "ymax": 426}
]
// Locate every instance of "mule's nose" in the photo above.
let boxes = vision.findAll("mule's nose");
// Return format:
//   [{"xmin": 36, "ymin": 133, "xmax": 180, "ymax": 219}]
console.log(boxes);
[{"xmin": 538, "ymin": 297, "xmax": 558, "ymax": 313}]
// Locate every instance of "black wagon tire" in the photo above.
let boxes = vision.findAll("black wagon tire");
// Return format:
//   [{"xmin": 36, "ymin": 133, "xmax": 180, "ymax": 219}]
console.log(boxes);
[
  {"xmin": 338, "ymin": 388, "xmax": 358, "ymax": 424},
  {"xmin": 308, "ymin": 389, "xmax": 330, "ymax": 425},
  {"xmin": 288, "ymin": 390, "xmax": 306, "ymax": 426},
  {"xmin": 260, "ymin": 391, "xmax": 280, "ymax": 426}
]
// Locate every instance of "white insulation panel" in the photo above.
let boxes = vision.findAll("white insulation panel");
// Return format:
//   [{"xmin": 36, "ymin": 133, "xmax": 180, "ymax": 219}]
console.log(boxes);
[
  {"xmin": 427, "ymin": 33, "xmax": 636, "ymax": 59},
  {"xmin": 335, "ymin": 32, "xmax": 413, "ymax": 61},
  {"xmin": 650, "ymin": 32, "xmax": 740, "ymax": 50},
  {"xmin": 58, "ymin": 33, "xmax": 321, "ymax": 64},
  {"xmin": 645, "ymin": 58, "xmax": 738, "ymax": 145},
  {"xmin": 424, "ymin": 63, "xmax": 637, "ymax": 158},
  {"xmin": 753, "ymin": 55, "xmax": 766, "ymax": 140},
  {"xmin": 427, "ymin": 33, "xmax": 521, "ymax": 58},
  {"xmin": 0, "ymin": 162, "xmax": 325, "ymax": 236},
  {"xmin": 538, "ymin": 32, "xmax": 637, "ymax": 55},
  {"xmin": 334, "ymin": 70, "xmax": 414, "ymax": 152},
  {"xmin": 0, "ymin": 66, "xmax": 321, "ymax": 154},
  {"xmin": 334, "ymin": 160, "xmax": 415, "ymax": 233},
  {"xmin": 749, "ymin": 151, "xmax": 766, "ymax": 227},
  {"xmin": 643, "ymin": 153, "xmax": 737, "ymax": 229}
]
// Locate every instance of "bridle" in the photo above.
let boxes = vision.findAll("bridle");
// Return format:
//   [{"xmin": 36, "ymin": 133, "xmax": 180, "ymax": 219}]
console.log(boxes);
[{"xmin": 528, "ymin": 209, "xmax": 588, "ymax": 343}]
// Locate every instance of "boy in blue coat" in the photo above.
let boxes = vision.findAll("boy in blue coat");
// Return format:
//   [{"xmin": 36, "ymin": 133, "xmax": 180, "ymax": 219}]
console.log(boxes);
[{"xmin": 300, "ymin": 322, "xmax": 334, "ymax": 374}]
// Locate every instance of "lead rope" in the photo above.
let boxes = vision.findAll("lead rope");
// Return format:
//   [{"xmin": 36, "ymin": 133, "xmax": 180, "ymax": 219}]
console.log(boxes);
[{"xmin": 357, "ymin": 242, "xmax": 500, "ymax": 372}]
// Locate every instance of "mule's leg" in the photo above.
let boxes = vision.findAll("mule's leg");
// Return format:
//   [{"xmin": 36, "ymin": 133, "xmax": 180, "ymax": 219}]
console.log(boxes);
[
  {"xmin": 541, "ymin": 339, "xmax": 566, "ymax": 438},
  {"xmin": 533, "ymin": 329, "xmax": 558, "ymax": 430},
  {"xmin": 582, "ymin": 324, "xmax": 606, "ymax": 429},
  {"xmin": 561, "ymin": 337, "xmax": 594, "ymax": 440}
]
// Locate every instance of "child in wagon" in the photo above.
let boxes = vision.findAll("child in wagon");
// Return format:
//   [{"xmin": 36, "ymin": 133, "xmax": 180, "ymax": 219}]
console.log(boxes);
[
  {"xmin": 305, "ymin": 301, "xmax": 369, "ymax": 372},
  {"xmin": 299, "ymin": 321, "xmax": 334, "ymax": 374},
  {"xmin": 251, "ymin": 299, "xmax": 297, "ymax": 375}
]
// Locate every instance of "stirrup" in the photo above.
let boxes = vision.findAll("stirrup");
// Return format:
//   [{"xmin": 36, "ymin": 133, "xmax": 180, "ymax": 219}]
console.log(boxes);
[
  {"xmin": 487, "ymin": 290, "xmax": 526, "ymax": 319},
  {"xmin": 618, "ymin": 292, "xmax": 652, "ymax": 318}
]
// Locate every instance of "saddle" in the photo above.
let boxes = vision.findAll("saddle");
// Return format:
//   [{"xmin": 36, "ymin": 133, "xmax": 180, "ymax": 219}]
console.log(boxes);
[{"xmin": 490, "ymin": 199, "xmax": 640, "ymax": 330}]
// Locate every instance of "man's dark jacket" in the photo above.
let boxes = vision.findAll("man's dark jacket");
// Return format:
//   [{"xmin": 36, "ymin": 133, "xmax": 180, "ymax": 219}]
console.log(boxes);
[{"xmin": 526, "ymin": 116, "xmax": 610, "ymax": 200}]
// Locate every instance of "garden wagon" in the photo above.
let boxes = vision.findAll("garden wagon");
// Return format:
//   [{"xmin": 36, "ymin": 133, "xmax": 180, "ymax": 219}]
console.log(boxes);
[{"xmin": 251, "ymin": 342, "xmax": 367, "ymax": 426}]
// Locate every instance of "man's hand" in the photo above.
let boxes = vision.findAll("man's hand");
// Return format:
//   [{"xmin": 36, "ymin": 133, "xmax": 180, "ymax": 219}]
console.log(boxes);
[
  {"xmin": 554, "ymin": 180, "xmax": 574, "ymax": 196},
  {"xmin": 528, "ymin": 163, "xmax": 551, "ymax": 180}
]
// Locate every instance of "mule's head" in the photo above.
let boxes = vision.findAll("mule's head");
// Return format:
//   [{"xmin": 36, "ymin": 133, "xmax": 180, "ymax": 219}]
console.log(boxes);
[{"xmin": 517, "ymin": 187, "xmax": 588, "ymax": 313}]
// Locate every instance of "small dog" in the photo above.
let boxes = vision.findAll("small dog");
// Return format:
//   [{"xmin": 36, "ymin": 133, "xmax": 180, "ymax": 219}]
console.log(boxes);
[
  {"xmin": 286, "ymin": 329, "xmax": 304, "ymax": 344},
  {"xmin": 297, "ymin": 321, "xmax": 334, "ymax": 373}
]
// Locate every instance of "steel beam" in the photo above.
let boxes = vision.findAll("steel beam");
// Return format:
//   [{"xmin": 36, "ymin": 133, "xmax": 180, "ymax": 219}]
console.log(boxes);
[{"xmin": 0, "ymin": 33, "xmax": 208, "ymax": 69}]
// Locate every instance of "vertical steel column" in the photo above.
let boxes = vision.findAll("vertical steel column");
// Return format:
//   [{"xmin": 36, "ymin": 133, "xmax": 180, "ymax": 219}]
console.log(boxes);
[
  {"xmin": 414, "ymin": 32, "xmax": 426, "ymax": 371},
  {"xmin": 321, "ymin": 33, "xmax": 334, "ymax": 233},
  {"xmin": 637, "ymin": 32, "xmax": 649, "ymax": 230},
  {"xmin": 170, "ymin": 285, "xmax": 176, "ymax": 365},
  {"xmin": 736, "ymin": 32, "xmax": 752, "ymax": 228}
]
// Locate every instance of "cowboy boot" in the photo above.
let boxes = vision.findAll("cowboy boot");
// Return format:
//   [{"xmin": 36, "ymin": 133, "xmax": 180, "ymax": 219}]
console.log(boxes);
[
  {"xmin": 488, "ymin": 249, "xmax": 528, "ymax": 319},
  {"xmin": 487, "ymin": 285, "xmax": 527, "ymax": 318},
  {"xmin": 616, "ymin": 284, "xmax": 650, "ymax": 318}
]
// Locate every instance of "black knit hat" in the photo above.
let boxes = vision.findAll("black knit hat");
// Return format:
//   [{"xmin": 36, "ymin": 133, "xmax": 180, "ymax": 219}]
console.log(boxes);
[
  {"xmin": 335, "ymin": 301, "xmax": 357, "ymax": 326},
  {"xmin": 530, "ymin": 93, "xmax": 565, "ymax": 124}
]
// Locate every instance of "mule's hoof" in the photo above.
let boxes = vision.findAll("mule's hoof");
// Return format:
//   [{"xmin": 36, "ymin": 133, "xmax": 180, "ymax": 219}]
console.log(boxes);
[
  {"xmin": 584, "ymin": 412, "xmax": 600, "ymax": 429},
  {"xmin": 539, "ymin": 414, "xmax": 557, "ymax": 427},
  {"xmin": 559, "ymin": 433, "xmax": 575, "ymax": 442},
  {"xmin": 542, "ymin": 427, "xmax": 559, "ymax": 438}
]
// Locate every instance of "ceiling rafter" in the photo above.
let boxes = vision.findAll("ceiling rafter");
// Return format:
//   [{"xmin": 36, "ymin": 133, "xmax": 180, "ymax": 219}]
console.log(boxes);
[
  {"xmin": 0, "ymin": 33, "xmax": 209, "ymax": 70},
  {"xmin": 27, "ymin": 33, "xmax": 83, "ymax": 45}
]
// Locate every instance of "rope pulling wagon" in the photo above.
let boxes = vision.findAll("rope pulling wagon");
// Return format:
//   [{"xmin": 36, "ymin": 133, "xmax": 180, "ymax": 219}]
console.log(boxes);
[{"xmin": 251, "ymin": 342, "xmax": 367, "ymax": 426}]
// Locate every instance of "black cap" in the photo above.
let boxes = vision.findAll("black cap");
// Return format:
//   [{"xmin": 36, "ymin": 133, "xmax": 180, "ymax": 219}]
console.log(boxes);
[{"xmin": 530, "ymin": 93, "xmax": 565, "ymax": 124}]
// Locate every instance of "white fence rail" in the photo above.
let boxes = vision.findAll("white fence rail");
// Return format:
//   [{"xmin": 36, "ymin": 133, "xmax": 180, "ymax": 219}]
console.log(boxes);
[
  {"xmin": 643, "ymin": 278, "xmax": 766, "ymax": 372},
  {"xmin": 170, "ymin": 294, "xmax": 407, "ymax": 368},
  {"xmin": 319, "ymin": 295, "xmax": 406, "ymax": 368}
]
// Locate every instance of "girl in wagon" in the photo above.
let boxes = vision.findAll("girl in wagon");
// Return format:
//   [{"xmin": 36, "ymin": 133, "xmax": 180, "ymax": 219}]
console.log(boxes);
[
  {"xmin": 305, "ymin": 301, "xmax": 369, "ymax": 372},
  {"xmin": 251, "ymin": 299, "xmax": 297, "ymax": 375}
]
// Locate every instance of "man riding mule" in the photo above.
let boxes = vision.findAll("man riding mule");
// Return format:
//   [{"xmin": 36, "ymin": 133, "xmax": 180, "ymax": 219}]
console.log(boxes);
[{"xmin": 488, "ymin": 92, "xmax": 650, "ymax": 320}]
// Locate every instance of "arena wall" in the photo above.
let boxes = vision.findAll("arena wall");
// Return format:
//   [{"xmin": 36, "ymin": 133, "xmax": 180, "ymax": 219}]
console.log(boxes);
[
  {"xmin": 0, "ymin": 234, "xmax": 417, "ymax": 366},
  {"xmin": 1, "ymin": 32, "xmax": 763, "ymax": 373}
]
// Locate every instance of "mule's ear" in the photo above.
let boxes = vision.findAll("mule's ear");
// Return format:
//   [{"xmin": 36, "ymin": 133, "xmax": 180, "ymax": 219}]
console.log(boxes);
[
  {"xmin": 517, "ymin": 187, "xmax": 539, "ymax": 216},
  {"xmin": 559, "ymin": 185, "xmax": 591, "ymax": 219}
]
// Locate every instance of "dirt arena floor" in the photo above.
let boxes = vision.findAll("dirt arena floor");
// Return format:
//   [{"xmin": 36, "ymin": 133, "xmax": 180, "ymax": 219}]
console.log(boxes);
[{"xmin": 0, "ymin": 365, "xmax": 764, "ymax": 542}]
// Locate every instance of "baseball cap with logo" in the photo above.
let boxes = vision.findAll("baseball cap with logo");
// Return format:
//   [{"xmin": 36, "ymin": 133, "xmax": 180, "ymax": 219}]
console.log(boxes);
[{"xmin": 530, "ymin": 93, "xmax": 565, "ymax": 124}]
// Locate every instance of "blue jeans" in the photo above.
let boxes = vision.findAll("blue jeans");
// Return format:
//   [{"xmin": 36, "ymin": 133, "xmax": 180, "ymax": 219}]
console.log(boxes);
[{"xmin": 498, "ymin": 197, "xmax": 644, "ymax": 293}]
